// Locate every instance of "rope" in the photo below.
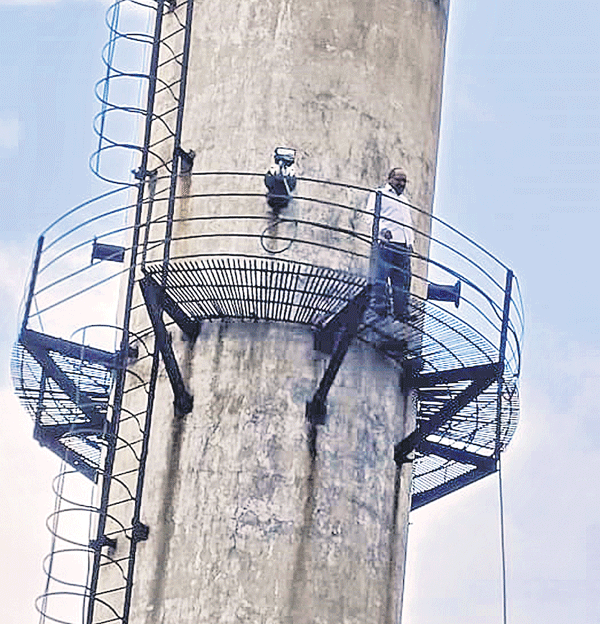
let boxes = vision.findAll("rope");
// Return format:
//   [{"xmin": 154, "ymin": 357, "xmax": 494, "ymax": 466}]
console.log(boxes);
[{"xmin": 498, "ymin": 454, "xmax": 508, "ymax": 624}]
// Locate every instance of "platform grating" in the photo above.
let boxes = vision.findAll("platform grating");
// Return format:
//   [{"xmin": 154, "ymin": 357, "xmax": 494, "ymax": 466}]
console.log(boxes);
[
  {"xmin": 411, "ymin": 377, "xmax": 519, "ymax": 507},
  {"xmin": 11, "ymin": 340, "xmax": 112, "ymax": 479},
  {"xmin": 144, "ymin": 257, "xmax": 367, "ymax": 328}
]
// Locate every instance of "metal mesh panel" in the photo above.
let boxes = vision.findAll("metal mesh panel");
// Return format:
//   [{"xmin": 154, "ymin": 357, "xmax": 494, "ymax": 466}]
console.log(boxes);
[
  {"xmin": 411, "ymin": 377, "xmax": 520, "ymax": 506},
  {"xmin": 412, "ymin": 453, "xmax": 478, "ymax": 494},
  {"xmin": 10, "ymin": 340, "xmax": 112, "ymax": 479},
  {"xmin": 144, "ymin": 258, "xmax": 367, "ymax": 327}
]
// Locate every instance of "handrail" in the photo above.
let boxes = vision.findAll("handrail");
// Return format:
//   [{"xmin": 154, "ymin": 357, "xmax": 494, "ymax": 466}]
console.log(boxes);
[{"xmin": 17, "ymin": 172, "xmax": 523, "ymax": 380}]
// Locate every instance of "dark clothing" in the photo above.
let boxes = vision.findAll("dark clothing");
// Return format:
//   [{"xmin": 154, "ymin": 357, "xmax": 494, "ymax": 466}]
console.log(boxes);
[{"xmin": 372, "ymin": 241, "xmax": 411, "ymax": 319}]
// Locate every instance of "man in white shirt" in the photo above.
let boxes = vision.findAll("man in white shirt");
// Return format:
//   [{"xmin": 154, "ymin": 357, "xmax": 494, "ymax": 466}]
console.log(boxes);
[{"xmin": 367, "ymin": 168, "xmax": 415, "ymax": 320}]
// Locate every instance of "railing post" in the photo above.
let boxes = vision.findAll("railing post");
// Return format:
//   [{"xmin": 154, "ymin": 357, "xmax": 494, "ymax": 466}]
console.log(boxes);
[
  {"xmin": 21, "ymin": 235, "xmax": 44, "ymax": 335},
  {"xmin": 369, "ymin": 190, "xmax": 382, "ymax": 288},
  {"xmin": 495, "ymin": 269, "xmax": 514, "ymax": 456}
]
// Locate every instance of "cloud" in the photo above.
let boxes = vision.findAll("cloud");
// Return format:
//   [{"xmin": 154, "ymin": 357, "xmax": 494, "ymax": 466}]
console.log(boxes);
[
  {"xmin": 0, "ymin": 115, "xmax": 18, "ymax": 151},
  {"xmin": 0, "ymin": 242, "xmax": 29, "ymax": 306},
  {"xmin": 403, "ymin": 327, "xmax": 600, "ymax": 624}
]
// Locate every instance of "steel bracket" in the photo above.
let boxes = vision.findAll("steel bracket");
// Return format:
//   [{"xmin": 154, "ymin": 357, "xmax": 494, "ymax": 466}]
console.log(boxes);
[
  {"xmin": 89, "ymin": 535, "xmax": 117, "ymax": 552},
  {"xmin": 140, "ymin": 276, "xmax": 194, "ymax": 416},
  {"xmin": 20, "ymin": 330, "xmax": 107, "ymax": 426},
  {"xmin": 396, "ymin": 366, "xmax": 500, "ymax": 465},
  {"xmin": 306, "ymin": 288, "xmax": 369, "ymax": 426},
  {"xmin": 132, "ymin": 521, "xmax": 150, "ymax": 543}
]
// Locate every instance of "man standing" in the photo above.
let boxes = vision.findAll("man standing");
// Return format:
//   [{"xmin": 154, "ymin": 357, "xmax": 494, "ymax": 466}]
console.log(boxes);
[{"xmin": 367, "ymin": 168, "xmax": 415, "ymax": 320}]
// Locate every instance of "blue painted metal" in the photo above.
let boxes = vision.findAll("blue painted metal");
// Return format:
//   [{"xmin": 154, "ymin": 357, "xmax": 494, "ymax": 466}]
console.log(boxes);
[{"xmin": 91, "ymin": 239, "xmax": 125, "ymax": 263}]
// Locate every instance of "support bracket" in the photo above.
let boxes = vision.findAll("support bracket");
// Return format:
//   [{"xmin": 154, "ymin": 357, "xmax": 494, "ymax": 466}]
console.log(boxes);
[
  {"xmin": 394, "ymin": 430, "xmax": 418, "ymax": 466},
  {"xmin": 132, "ymin": 521, "xmax": 150, "ymax": 543},
  {"xmin": 89, "ymin": 535, "xmax": 117, "ymax": 552},
  {"xmin": 141, "ymin": 274, "xmax": 200, "ymax": 341},
  {"xmin": 306, "ymin": 288, "xmax": 369, "ymax": 425},
  {"xmin": 140, "ymin": 276, "xmax": 194, "ymax": 416},
  {"xmin": 395, "ymin": 369, "xmax": 498, "ymax": 466},
  {"xmin": 417, "ymin": 439, "xmax": 496, "ymax": 471},
  {"xmin": 413, "ymin": 362, "xmax": 502, "ymax": 388},
  {"xmin": 21, "ymin": 328, "xmax": 132, "ymax": 368},
  {"xmin": 20, "ymin": 331, "xmax": 106, "ymax": 426}
]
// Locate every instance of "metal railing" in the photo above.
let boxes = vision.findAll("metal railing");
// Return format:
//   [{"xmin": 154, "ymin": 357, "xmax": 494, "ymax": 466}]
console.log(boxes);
[{"xmin": 12, "ymin": 171, "xmax": 523, "ymax": 622}]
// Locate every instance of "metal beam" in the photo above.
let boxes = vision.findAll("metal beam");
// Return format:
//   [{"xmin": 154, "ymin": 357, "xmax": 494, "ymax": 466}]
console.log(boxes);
[
  {"xmin": 413, "ymin": 362, "xmax": 501, "ymax": 388},
  {"xmin": 306, "ymin": 288, "xmax": 368, "ymax": 425},
  {"xmin": 314, "ymin": 287, "xmax": 368, "ymax": 354},
  {"xmin": 21, "ymin": 333, "xmax": 106, "ymax": 426},
  {"xmin": 141, "ymin": 274, "xmax": 200, "ymax": 341},
  {"xmin": 21, "ymin": 328, "xmax": 121, "ymax": 368},
  {"xmin": 419, "ymin": 374, "xmax": 496, "ymax": 439},
  {"xmin": 417, "ymin": 439, "xmax": 496, "ymax": 471},
  {"xmin": 140, "ymin": 277, "xmax": 193, "ymax": 416},
  {"xmin": 395, "ymin": 373, "xmax": 497, "ymax": 465}
]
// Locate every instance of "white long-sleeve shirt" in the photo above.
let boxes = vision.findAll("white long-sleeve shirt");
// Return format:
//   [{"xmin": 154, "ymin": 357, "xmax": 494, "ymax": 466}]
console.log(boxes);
[{"xmin": 366, "ymin": 183, "xmax": 415, "ymax": 247}]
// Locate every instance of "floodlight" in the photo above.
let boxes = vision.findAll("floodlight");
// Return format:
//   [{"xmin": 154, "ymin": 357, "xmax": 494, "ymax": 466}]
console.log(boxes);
[
  {"xmin": 265, "ymin": 147, "xmax": 297, "ymax": 211},
  {"xmin": 274, "ymin": 147, "xmax": 296, "ymax": 167}
]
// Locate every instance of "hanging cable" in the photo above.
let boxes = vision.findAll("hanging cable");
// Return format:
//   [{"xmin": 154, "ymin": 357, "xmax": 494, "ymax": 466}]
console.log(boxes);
[
  {"xmin": 498, "ymin": 454, "xmax": 508, "ymax": 624},
  {"xmin": 260, "ymin": 216, "xmax": 298, "ymax": 254}
]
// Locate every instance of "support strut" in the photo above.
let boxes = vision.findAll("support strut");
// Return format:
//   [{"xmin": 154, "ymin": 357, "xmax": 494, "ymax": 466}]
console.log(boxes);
[
  {"xmin": 395, "ymin": 368, "xmax": 498, "ymax": 465},
  {"xmin": 306, "ymin": 288, "xmax": 369, "ymax": 425},
  {"xmin": 140, "ymin": 275, "xmax": 196, "ymax": 416}
]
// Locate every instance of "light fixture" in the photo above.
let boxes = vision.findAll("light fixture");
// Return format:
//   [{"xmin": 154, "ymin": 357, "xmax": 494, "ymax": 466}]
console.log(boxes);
[{"xmin": 264, "ymin": 147, "xmax": 297, "ymax": 211}]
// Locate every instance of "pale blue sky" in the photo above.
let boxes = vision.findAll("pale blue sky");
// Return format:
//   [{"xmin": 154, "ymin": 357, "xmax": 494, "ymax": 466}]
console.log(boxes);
[{"xmin": 1, "ymin": 0, "xmax": 599, "ymax": 622}]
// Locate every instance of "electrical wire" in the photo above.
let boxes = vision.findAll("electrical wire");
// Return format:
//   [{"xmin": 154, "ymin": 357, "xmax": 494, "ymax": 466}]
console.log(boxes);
[{"xmin": 260, "ymin": 216, "xmax": 298, "ymax": 254}]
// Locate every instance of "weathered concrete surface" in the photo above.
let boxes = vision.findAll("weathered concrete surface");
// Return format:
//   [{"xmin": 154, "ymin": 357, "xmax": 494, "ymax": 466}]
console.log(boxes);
[
  {"xmin": 94, "ymin": 0, "xmax": 449, "ymax": 622},
  {"xmin": 181, "ymin": 0, "xmax": 448, "ymax": 212},
  {"xmin": 128, "ymin": 323, "xmax": 412, "ymax": 624}
]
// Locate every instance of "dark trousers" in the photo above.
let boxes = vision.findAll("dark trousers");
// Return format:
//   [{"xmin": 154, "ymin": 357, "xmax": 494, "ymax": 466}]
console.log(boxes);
[{"xmin": 372, "ymin": 242, "xmax": 411, "ymax": 319}]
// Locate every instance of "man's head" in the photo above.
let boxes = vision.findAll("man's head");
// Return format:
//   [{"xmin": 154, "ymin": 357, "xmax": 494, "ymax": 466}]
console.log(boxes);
[{"xmin": 388, "ymin": 168, "xmax": 407, "ymax": 194}]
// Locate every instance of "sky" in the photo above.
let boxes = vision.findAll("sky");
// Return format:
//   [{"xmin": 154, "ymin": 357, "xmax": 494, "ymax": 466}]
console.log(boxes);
[{"xmin": 0, "ymin": 0, "xmax": 599, "ymax": 623}]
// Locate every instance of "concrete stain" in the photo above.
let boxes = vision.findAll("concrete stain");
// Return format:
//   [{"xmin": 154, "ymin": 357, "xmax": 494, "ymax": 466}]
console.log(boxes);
[
  {"xmin": 148, "ymin": 414, "xmax": 186, "ymax": 624},
  {"xmin": 384, "ymin": 465, "xmax": 402, "ymax": 624},
  {"xmin": 289, "ymin": 423, "xmax": 318, "ymax": 623}
]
